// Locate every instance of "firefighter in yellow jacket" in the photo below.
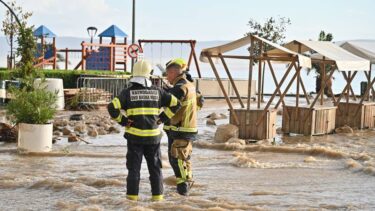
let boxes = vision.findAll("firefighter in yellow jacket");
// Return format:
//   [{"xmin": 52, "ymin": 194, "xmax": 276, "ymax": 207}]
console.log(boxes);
[
  {"xmin": 163, "ymin": 58, "xmax": 202, "ymax": 196},
  {"xmin": 107, "ymin": 60, "xmax": 181, "ymax": 201}
]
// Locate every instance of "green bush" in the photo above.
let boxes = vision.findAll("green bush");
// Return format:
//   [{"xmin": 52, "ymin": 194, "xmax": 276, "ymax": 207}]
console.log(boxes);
[
  {"xmin": 0, "ymin": 69, "xmax": 130, "ymax": 88},
  {"xmin": 6, "ymin": 85, "xmax": 57, "ymax": 124}
]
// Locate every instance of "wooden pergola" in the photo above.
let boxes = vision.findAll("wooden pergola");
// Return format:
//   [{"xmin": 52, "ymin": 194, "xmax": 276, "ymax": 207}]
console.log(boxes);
[
  {"xmin": 269, "ymin": 40, "xmax": 371, "ymax": 134},
  {"xmin": 200, "ymin": 35, "xmax": 311, "ymax": 140},
  {"xmin": 338, "ymin": 41, "xmax": 375, "ymax": 129}
]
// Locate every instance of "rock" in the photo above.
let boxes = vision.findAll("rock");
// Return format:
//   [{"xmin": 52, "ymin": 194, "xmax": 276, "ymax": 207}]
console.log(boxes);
[
  {"xmin": 62, "ymin": 127, "xmax": 72, "ymax": 136},
  {"xmin": 214, "ymin": 124, "xmax": 239, "ymax": 143},
  {"xmin": 227, "ymin": 137, "xmax": 246, "ymax": 145},
  {"xmin": 54, "ymin": 119, "xmax": 69, "ymax": 127},
  {"xmin": 53, "ymin": 131, "xmax": 63, "ymax": 136},
  {"xmin": 220, "ymin": 113, "xmax": 228, "ymax": 119},
  {"xmin": 206, "ymin": 112, "xmax": 222, "ymax": 120},
  {"xmin": 70, "ymin": 114, "xmax": 85, "ymax": 121},
  {"xmin": 74, "ymin": 124, "xmax": 87, "ymax": 134},
  {"xmin": 206, "ymin": 119, "xmax": 216, "ymax": 126},
  {"xmin": 87, "ymin": 129, "xmax": 98, "ymax": 137},
  {"xmin": 88, "ymin": 124, "xmax": 97, "ymax": 130},
  {"xmin": 108, "ymin": 126, "xmax": 120, "ymax": 134},
  {"xmin": 335, "ymin": 125, "xmax": 353, "ymax": 134},
  {"xmin": 68, "ymin": 134, "xmax": 79, "ymax": 142},
  {"xmin": 68, "ymin": 121, "xmax": 75, "ymax": 127},
  {"xmin": 98, "ymin": 128, "xmax": 107, "ymax": 135}
]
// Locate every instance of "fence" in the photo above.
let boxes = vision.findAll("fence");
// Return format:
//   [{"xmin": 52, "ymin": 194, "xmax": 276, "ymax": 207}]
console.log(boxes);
[{"xmin": 75, "ymin": 76, "xmax": 165, "ymax": 105}]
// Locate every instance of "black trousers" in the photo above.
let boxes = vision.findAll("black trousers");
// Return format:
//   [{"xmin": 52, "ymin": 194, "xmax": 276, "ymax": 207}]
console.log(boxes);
[{"xmin": 126, "ymin": 141, "xmax": 163, "ymax": 196}]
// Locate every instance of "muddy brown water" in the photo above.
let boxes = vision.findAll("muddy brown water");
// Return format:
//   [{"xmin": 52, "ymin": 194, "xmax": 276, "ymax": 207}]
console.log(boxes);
[{"xmin": 1, "ymin": 100, "xmax": 375, "ymax": 210}]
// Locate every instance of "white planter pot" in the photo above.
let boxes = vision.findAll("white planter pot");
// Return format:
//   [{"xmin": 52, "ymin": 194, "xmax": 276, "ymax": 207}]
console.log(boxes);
[
  {"xmin": 18, "ymin": 123, "xmax": 53, "ymax": 152},
  {"xmin": 34, "ymin": 78, "xmax": 65, "ymax": 110}
]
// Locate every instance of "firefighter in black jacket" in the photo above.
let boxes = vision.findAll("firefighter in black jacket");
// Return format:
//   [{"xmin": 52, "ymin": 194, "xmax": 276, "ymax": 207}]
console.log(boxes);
[
  {"xmin": 107, "ymin": 60, "xmax": 181, "ymax": 201},
  {"xmin": 163, "ymin": 58, "xmax": 203, "ymax": 196}
]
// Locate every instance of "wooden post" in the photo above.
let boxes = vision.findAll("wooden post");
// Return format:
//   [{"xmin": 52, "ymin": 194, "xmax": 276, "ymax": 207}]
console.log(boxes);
[
  {"xmin": 300, "ymin": 79, "xmax": 311, "ymax": 105},
  {"xmin": 336, "ymin": 72, "xmax": 358, "ymax": 105},
  {"xmin": 65, "ymin": 48, "xmax": 68, "ymax": 70},
  {"xmin": 275, "ymin": 66, "xmax": 301, "ymax": 109},
  {"xmin": 247, "ymin": 37, "xmax": 254, "ymax": 110},
  {"xmin": 320, "ymin": 58, "xmax": 326, "ymax": 105},
  {"xmin": 207, "ymin": 54, "xmax": 239, "ymax": 125},
  {"xmin": 255, "ymin": 60, "xmax": 296, "ymax": 126},
  {"xmin": 345, "ymin": 71, "xmax": 351, "ymax": 123},
  {"xmin": 219, "ymin": 54, "xmax": 244, "ymax": 108},
  {"xmin": 53, "ymin": 37, "xmax": 57, "ymax": 69},
  {"xmin": 110, "ymin": 45, "xmax": 114, "ymax": 71},
  {"xmin": 310, "ymin": 70, "xmax": 337, "ymax": 109},
  {"xmin": 367, "ymin": 68, "xmax": 371, "ymax": 101},
  {"xmin": 266, "ymin": 59, "xmax": 286, "ymax": 107},
  {"xmin": 191, "ymin": 41, "xmax": 202, "ymax": 78},
  {"xmin": 257, "ymin": 41, "xmax": 263, "ymax": 109},
  {"xmin": 188, "ymin": 41, "xmax": 193, "ymax": 67},
  {"xmin": 354, "ymin": 76, "xmax": 375, "ymax": 117},
  {"xmin": 41, "ymin": 36, "xmax": 45, "ymax": 69},
  {"xmin": 81, "ymin": 42, "xmax": 86, "ymax": 70},
  {"xmin": 342, "ymin": 72, "xmax": 357, "ymax": 101}
]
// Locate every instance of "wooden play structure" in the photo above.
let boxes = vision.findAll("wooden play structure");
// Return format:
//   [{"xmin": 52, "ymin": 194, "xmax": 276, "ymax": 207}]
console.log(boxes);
[
  {"xmin": 269, "ymin": 40, "xmax": 370, "ymax": 135},
  {"xmin": 33, "ymin": 25, "xmax": 57, "ymax": 69},
  {"xmin": 336, "ymin": 41, "xmax": 375, "ymax": 129},
  {"xmin": 200, "ymin": 35, "xmax": 312, "ymax": 140},
  {"xmin": 82, "ymin": 25, "xmax": 128, "ymax": 71},
  {"xmin": 54, "ymin": 25, "xmax": 129, "ymax": 71},
  {"xmin": 138, "ymin": 39, "xmax": 201, "ymax": 78}
]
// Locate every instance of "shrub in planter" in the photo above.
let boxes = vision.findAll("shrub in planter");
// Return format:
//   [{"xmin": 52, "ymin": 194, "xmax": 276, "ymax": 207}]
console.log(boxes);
[{"xmin": 6, "ymin": 85, "xmax": 57, "ymax": 152}]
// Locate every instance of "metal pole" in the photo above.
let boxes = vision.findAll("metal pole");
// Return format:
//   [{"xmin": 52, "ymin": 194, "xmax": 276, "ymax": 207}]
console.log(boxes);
[
  {"xmin": 131, "ymin": 0, "xmax": 135, "ymax": 72},
  {"xmin": 10, "ymin": 14, "xmax": 13, "ymax": 69}
]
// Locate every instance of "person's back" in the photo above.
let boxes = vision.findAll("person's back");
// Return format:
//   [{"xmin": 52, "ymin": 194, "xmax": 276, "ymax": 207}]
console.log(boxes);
[{"xmin": 107, "ymin": 60, "xmax": 180, "ymax": 201}]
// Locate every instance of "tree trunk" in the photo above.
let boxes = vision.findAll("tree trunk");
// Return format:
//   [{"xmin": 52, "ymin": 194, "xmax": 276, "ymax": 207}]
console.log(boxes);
[{"xmin": 316, "ymin": 75, "xmax": 333, "ymax": 97}]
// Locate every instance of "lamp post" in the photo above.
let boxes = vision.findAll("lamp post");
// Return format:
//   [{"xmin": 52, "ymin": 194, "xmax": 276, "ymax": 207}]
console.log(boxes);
[{"xmin": 87, "ymin": 26, "xmax": 97, "ymax": 50}]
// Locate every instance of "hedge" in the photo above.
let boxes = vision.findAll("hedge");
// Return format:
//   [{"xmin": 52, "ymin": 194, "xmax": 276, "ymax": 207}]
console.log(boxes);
[{"xmin": 0, "ymin": 69, "xmax": 130, "ymax": 88}]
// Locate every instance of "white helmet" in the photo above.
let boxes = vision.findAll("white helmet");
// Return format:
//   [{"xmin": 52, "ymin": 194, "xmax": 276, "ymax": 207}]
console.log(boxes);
[{"xmin": 132, "ymin": 60, "xmax": 152, "ymax": 78}]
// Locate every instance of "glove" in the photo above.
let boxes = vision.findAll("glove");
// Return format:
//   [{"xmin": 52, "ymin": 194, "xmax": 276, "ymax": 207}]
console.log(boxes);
[
  {"xmin": 197, "ymin": 92, "xmax": 204, "ymax": 109},
  {"xmin": 156, "ymin": 119, "xmax": 162, "ymax": 125},
  {"xmin": 120, "ymin": 117, "xmax": 133, "ymax": 127}
]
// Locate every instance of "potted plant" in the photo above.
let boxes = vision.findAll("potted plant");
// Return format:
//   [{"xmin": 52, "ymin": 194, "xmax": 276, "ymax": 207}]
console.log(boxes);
[
  {"xmin": 5, "ymin": 26, "xmax": 57, "ymax": 152},
  {"xmin": 7, "ymin": 85, "xmax": 57, "ymax": 152}
]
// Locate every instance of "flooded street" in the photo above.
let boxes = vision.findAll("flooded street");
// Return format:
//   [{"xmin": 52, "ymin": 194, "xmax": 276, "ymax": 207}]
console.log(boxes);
[{"xmin": 1, "ymin": 100, "xmax": 375, "ymax": 210}]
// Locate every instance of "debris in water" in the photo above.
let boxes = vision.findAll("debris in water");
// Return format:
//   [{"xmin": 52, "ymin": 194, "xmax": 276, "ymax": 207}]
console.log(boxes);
[
  {"xmin": 206, "ymin": 119, "xmax": 216, "ymax": 125},
  {"xmin": 335, "ymin": 125, "xmax": 354, "ymax": 134},
  {"xmin": 304, "ymin": 156, "xmax": 317, "ymax": 163},
  {"xmin": 0, "ymin": 123, "xmax": 17, "ymax": 142}
]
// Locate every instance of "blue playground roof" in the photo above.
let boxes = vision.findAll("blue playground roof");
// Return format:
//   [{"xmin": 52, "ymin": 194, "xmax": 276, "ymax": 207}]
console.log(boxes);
[
  {"xmin": 98, "ymin": 25, "xmax": 128, "ymax": 38},
  {"xmin": 33, "ymin": 25, "xmax": 56, "ymax": 38}
]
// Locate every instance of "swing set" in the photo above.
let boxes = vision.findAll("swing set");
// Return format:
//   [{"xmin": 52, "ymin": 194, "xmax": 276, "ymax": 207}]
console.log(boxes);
[{"xmin": 138, "ymin": 39, "xmax": 201, "ymax": 78}]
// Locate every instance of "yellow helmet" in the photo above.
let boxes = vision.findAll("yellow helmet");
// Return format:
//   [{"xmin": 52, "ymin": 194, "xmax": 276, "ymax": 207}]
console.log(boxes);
[
  {"xmin": 132, "ymin": 60, "xmax": 152, "ymax": 78},
  {"xmin": 166, "ymin": 58, "xmax": 187, "ymax": 71}
]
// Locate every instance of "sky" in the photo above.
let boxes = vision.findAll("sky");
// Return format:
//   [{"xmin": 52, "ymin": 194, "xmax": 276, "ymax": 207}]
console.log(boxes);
[{"xmin": 0, "ymin": 0, "xmax": 374, "ymax": 42}]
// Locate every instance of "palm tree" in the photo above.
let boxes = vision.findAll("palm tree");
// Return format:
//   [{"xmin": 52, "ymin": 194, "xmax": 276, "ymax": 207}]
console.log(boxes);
[{"xmin": 307, "ymin": 31, "xmax": 334, "ymax": 96}]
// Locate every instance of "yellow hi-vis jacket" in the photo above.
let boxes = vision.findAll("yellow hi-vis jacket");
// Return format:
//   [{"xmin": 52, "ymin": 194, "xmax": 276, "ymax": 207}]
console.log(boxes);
[{"xmin": 163, "ymin": 74, "xmax": 198, "ymax": 140}]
